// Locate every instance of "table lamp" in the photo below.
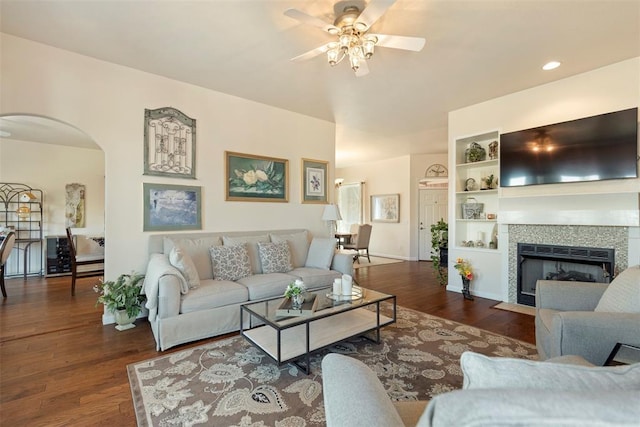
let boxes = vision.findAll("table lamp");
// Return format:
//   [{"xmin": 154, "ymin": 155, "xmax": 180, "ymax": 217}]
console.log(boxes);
[{"xmin": 322, "ymin": 204, "xmax": 342, "ymax": 237}]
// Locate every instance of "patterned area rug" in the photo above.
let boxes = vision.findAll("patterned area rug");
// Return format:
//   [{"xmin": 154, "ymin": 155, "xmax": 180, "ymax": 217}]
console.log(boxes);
[{"xmin": 128, "ymin": 306, "xmax": 537, "ymax": 426}]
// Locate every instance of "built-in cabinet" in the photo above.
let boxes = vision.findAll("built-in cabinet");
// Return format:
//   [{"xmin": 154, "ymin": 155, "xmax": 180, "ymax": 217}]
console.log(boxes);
[
  {"xmin": 449, "ymin": 131, "xmax": 504, "ymax": 299},
  {"xmin": 454, "ymin": 130, "xmax": 500, "ymax": 250},
  {"xmin": 45, "ymin": 236, "xmax": 72, "ymax": 277}
]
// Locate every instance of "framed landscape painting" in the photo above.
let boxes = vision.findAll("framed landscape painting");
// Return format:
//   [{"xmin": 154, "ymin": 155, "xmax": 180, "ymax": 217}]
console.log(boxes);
[
  {"xmin": 371, "ymin": 193, "xmax": 400, "ymax": 223},
  {"xmin": 301, "ymin": 158, "xmax": 328, "ymax": 204},
  {"xmin": 143, "ymin": 183, "xmax": 202, "ymax": 231},
  {"xmin": 225, "ymin": 151, "xmax": 289, "ymax": 202}
]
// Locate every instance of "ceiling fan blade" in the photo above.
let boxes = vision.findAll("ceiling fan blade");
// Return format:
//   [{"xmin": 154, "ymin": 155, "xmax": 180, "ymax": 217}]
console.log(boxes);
[
  {"xmin": 284, "ymin": 8, "xmax": 339, "ymax": 34},
  {"xmin": 290, "ymin": 42, "xmax": 335, "ymax": 62},
  {"xmin": 355, "ymin": 0, "xmax": 397, "ymax": 31},
  {"xmin": 370, "ymin": 34, "xmax": 426, "ymax": 51},
  {"xmin": 355, "ymin": 59, "xmax": 370, "ymax": 77}
]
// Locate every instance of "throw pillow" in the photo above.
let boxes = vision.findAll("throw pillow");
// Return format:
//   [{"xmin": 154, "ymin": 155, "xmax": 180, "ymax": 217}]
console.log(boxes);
[
  {"xmin": 304, "ymin": 237, "xmax": 335, "ymax": 270},
  {"xmin": 169, "ymin": 244, "xmax": 200, "ymax": 289},
  {"xmin": 594, "ymin": 265, "xmax": 640, "ymax": 313},
  {"xmin": 209, "ymin": 243, "xmax": 252, "ymax": 281},
  {"xmin": 257, "ymin": 241, "xmax": 293, "ymax": 274},
  {"xmin": 461, "ymin": 351, "xmax": 640, "ymax": 391},
  {"xmin": 222, "ymin": 235, "xmax": 270, "ymax": 274},
  {"xmin": 270, "ymin": 231, "xmax": 310, "ymax": 268}
]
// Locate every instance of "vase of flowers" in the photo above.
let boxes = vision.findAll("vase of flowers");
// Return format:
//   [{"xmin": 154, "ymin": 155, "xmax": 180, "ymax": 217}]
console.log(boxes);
[
  {"xmin": 284, "ymin": 279, "xmax": 306, "ymax": 309},
  {"xmin": 454, "ymin": 258, "xmax": 474, "ymax": 300},
  {"xmin": 94, "ymin": 272, "xmax": 146, "ymax": 330}
]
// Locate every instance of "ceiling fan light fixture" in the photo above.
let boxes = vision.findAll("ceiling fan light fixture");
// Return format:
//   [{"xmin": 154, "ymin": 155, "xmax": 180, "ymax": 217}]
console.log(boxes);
[
  {"xmin": 327, "ymin": 48, "xmax": 340, "ymax": 66},
  {"xmin": 349, "ymin": 49, "xmax": 361, "ymax": 71},
  {"xmin": 339, "ymin": 34, "xmax": 351, "ymax": 50},
  {"xmin": 354, "ymin": 21, "xmax": 368, "ymax": 32},
  {"xmin": 362, "ymin": 36, "xmax": 377, "ymax": 59}
]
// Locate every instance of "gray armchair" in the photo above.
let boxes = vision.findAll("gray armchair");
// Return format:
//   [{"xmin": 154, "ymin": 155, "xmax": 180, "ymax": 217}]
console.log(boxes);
[{"xmin": 535, "ymin": 266, "xmax": 640, "ymax": 366}]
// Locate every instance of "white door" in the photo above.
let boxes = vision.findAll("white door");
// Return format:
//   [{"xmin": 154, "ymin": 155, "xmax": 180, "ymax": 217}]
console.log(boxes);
[{"xmin": 419, "ymin": 189, "xmax": 448, "ymax": 261}]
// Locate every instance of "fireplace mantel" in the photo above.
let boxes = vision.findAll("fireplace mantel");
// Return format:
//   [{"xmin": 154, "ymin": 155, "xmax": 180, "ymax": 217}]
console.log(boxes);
[{"xmin": 499, "ymin": 193, "xmax": 639, "ymax": 227}]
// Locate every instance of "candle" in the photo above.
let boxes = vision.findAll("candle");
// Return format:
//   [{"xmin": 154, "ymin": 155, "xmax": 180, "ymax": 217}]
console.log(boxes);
[
  {"xmin": 333, "ymin": 278, "xmax": 342, "ymax": 295},
  {"xmin": 341, "ymin": 274, "xmax": 353, "ymax": 296}
]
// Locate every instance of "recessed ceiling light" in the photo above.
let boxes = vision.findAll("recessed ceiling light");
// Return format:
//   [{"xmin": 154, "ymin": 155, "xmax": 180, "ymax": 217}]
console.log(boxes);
[{"xmin": 542, "ymin": 61, "xmax": 561, "ymax": 71}]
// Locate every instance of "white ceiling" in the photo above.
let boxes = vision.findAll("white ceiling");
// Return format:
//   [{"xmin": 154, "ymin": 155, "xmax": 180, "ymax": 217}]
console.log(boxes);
[{"xmin": 1, "ymin": 0, "xmax": 639, "ymax": 167}]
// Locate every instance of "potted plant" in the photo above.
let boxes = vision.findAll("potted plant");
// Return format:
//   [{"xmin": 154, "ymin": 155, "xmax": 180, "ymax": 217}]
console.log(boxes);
[
  {"xmin": 94, "ymin": 272, "xmax": 145, "ymax": 331},
  {"xmin": 430, "ymin": 219, "xmax": 448, "ymax": 286},
  {"xmin": 284, "ymin": 279, "xmax": 306, "ymax": 308}
]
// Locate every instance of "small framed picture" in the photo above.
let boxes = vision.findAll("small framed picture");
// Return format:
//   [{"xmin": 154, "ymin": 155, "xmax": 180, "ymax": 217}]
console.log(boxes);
[
  {"xmin": 143, "ymin": 183, "xmax": 202, "ymax": 231},
  {"xmin": 371, "ymin": 194, "xmax": 400, "ymax": 223},
  {"xmin": 301, "ymin": 158, "xmax": 328, "ymax": 204},
  {"xmin": 225, "ymin": 151, "xmax": 289, "ymax": 202}
]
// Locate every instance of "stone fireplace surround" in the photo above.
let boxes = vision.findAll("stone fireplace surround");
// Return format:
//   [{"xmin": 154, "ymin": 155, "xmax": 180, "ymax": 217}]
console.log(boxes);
[{"xmin": 506, "ymin": 224, "xmax": 629, "ymax": 304}]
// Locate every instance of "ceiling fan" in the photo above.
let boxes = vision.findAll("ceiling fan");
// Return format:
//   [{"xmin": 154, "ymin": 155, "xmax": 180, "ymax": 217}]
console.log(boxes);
[{"xmin": 284, "ymin": 0, "xmax": 426, "ymax": 77}]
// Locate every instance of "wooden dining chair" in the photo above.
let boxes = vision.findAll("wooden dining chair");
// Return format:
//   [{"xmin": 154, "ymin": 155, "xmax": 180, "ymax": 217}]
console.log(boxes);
[
  {"xmin": 0, "ymin": 231, "xmax": 16, "ymax": 298},
  {"xmin": 343, "ymin": 224, "xmax": 372, "ymax": 263},
  {"xmin": 66, "ymin": 227, "xmax": 104, "ymax": 296}
]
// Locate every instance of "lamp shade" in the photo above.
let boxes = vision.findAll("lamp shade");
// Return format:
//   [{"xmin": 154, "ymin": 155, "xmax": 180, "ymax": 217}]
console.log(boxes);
[{"xmin": 322, "ymin": 204, "xmax": 342, "ymax": 221}]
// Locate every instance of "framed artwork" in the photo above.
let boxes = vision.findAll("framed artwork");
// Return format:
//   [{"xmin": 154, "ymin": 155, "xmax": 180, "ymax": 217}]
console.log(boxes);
[
  {"xmin": 301, "ymin": 158, "xmax": 328, "ymax": 204},
  {"xmin": 65, "ymin": 183, "xmax": 86, "ymax": 227},
  {"xmin": 144, "ymin": 107, "xmax": 196, "ymax": 179},
  {"xmin": 371, "ymin": 194, "xmax": 400, "ymax": 223},
  {"xmin": 225, "ymin": 151, "xmax": 289, "ymax": 202},
  {"xmin": 143, "ymin": 183, "xmax": 202, "ymax": 231}
]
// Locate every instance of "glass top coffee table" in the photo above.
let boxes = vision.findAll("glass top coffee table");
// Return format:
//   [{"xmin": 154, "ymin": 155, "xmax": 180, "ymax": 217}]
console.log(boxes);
[{"xmin": 240, "ymin": 285, "xmax": 396, "ymax": 374}]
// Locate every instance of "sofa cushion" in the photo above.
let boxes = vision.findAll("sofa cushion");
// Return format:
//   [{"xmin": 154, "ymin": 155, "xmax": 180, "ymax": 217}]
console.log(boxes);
[
  {"xmin": 180, "ymin": 279, "xmax": 249, "ymax": 313},
  {"xmin": 305, "ymin": 237, "xmax": 335, "ymax": 270},
  {"xmin": 289, "ymin": 267, "xmax": 341, "ymax": 290},
  {"xmin": 595, "ymin": 265, "xmax": 640, "ymax": 313},
  {"xmin": 222, "ymin": 234, "xmax": 270, "ymax": 274},
  {"xmin": 270, "ymin": 231, "xmax": 310, "ymax": 268},
  {"xmin": 169, "ymin": 244, "xmax": 200, "ymax": 289},
  {"xmin": 461, "ymin": 351, "xmax": 640, "ymax": 390},
  {"xmin": 209, "ymin": 243, "xmax": 252, "ymax": 281},
  {"xmin": 257, "ymin": 241, "xmax": 293, "ymax": 274},
  {"xmin": 418, "ymin": 389, "xmax": 640, "ymax": 427},
  {"xmin": 163, "ymin": 236, "xmax": 221, "ymax": 280},
  {"xmin": 236, "ymin": 273, "xmax": 297, "ymax": 300}
]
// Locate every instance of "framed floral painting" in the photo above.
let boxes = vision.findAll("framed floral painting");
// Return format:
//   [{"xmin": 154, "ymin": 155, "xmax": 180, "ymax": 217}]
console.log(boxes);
[
  {"xmin": 371, "ymin": 193, "xmax": 400, "ymax": 223},
  {"xmin": 143, "ymin": 183, "xmax": 202, "ymax": 231},
  {"xmin": 225, "ymin": 151, "xmax": 289, "ymax": 202},
  {"xmin": 301, "ymin": 158, "xmax": 328, "ymax": 204}
]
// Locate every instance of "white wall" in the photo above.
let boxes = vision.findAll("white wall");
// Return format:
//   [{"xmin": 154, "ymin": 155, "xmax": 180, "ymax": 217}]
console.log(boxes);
[
  {"xmin": 0, "ymin": 139, "xmax": 105, "ymax": 236},
  {"xmin": 1, "ymin": 34, "xmax": 337, "ymax": 282},
  {"xmin": 448, "ymin": 57, "xmax": 640, "ymax": 300},
  {"xmin": 336, "ymin": 156, "xmax": 411, "ymax": 259},
  {"xmin": 337, "ymin": 152, "xmax": 448, "ymax": 260}
]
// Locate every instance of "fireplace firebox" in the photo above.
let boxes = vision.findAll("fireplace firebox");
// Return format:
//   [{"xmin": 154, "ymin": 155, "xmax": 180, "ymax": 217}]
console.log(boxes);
[{"xmin": 517, "ymin": 243, "xmax": 614, "ymax": 307}]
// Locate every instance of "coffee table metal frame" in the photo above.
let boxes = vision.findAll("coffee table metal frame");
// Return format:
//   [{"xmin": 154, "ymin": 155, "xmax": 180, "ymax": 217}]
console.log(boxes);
[{"xmin": 240, "ymin": 286, "xmax": 396, "ymax": 374}]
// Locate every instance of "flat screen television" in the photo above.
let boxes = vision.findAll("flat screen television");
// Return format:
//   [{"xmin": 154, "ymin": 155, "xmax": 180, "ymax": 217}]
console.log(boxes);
[{"xmin": 500, "ymin": 108, "xmax": 638, "ymax": 187}]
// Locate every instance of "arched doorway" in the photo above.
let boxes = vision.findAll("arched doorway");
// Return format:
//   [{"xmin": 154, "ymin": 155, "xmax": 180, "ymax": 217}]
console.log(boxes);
[{"xmin": 0, "ymin": 114, "xmax": 105, "ymax": 277}]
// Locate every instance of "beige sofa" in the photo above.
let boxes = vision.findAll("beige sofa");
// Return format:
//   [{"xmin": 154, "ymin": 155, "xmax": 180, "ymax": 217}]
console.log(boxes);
[
  {"xmin": 322, "ymin": 352, "xmax": 640, "ymax": 426},
  {"xmin": 143, "ymin": 229, "xmax": 353, "ymax": 351}
]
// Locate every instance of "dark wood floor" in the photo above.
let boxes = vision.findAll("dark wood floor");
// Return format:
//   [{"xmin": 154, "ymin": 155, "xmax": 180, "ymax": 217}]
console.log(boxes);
[{"xmin": 0, "ymin": 261, "xmax": 534, "ymax": 426}]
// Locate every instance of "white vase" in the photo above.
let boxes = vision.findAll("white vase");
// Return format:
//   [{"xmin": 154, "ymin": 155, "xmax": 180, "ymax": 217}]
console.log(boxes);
[{"xmin": 114, "ymin": 309, "xmax": 137, "ymax": 331}]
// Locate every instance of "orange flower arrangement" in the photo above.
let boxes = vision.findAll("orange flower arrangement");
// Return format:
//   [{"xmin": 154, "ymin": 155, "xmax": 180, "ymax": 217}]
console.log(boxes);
[{"xmin": 454, "ymin": 258, "xmax": 474, "ymax": 280}]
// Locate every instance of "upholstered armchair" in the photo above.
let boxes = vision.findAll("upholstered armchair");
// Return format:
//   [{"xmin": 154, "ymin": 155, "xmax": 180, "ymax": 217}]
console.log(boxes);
[{"xmin": 535, "ymin": 265, "xmax": 640, "ymax": 366}]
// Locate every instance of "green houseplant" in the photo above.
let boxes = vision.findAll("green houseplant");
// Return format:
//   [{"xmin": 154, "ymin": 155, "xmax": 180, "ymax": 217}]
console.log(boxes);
[
  {"xmin": 430, "ymin": 219, "xmax": 448, "ymax": 286},
  {"xmin": 94, "ymin": 272, "xmax": 145, "ymax": 329}
]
